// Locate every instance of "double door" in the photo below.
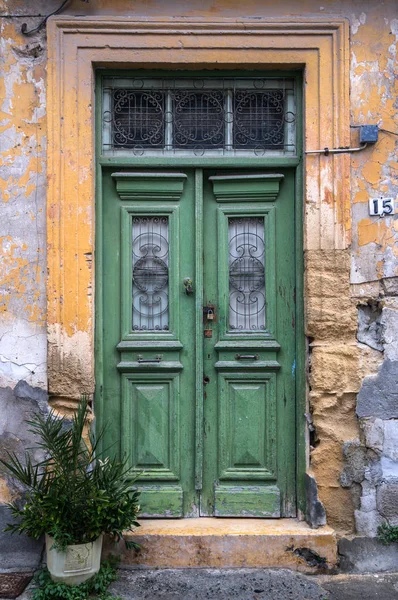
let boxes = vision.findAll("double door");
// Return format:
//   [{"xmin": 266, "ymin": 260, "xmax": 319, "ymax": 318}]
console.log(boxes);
[{"xmin": 100, "ymin": 168, "xmax": 296, "ymax": 517}]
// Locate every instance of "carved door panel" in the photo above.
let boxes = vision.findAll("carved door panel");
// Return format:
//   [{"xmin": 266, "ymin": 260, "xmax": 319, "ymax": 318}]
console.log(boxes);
[
  {"xmin": 100, "ymin": 168, "xmax": 296, "ymax": 518},
  {"xmin": 101, "ymin": 170, "xmax": 198, "ymax": 517},
  {"xmin": 200, "ymin": 172, "xmax": 296, "ymax": 517}
]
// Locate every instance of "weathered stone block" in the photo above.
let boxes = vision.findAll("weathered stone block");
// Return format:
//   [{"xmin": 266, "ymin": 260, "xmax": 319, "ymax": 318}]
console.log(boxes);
[
  {"xmin": 354, "ymin": 509, "xmax": 383, "ymax": 537},
  {"xmin": 357, "ymin": 359, "xmax": 398, "ymax": 418},
  {"xmin": 363, "ymin": 458, "xmax": 382, "ymax": 486},
  {"xmin": 317, "ymin": 420, "xmax": 359, "ymax": 446},
  {"xmin": 383, "ymin": 298, "xmax": 398, "ymax": 310},
  {"xmin": 0, "ymin": 385, "xmax": 46, "ymax": 572},
  {"xmin": 305, "ymin": 473, "xmax": 327, "ymax": 528},
  {"xmin": 377, "ymin": 482, "xmax": 398, "ymax": 523},
  {"xmin": 381, "ymin": 308, "xmax": 398, "ymax": 361},
  {"xmin": 361, "ymin": 418, "xmax": 384, "ymax": 451},
  {"xmin": 339, "ymin": 537, "xmax": 398, "ymax": 573},
  {"xmin": 357, "ymin": 303, "xmax": 383, "ymax": 351},
  {"xmin": 340, "ymin": 440, "xmax": 366, "ymax": 488},
  {"xmin": 47, "ymin": 325, "xmax": 95, "ymax": 401},
  {"xmin": 382, "ymin": 277, "xmax": 398, "ymax": 297},
  {"xmin": 306, "ymin": 296, "xmax": 357, "ymax": 340},
  {"xmin": 311, "ymin": 398, "xmax": 359, "ymax": 444},
  {"xmin": 380, "ymin": 457, "xmax": 398, "ymax": 481},
  {"xmin": 358, "ymin": 344, "xmax": 384, "ymax": 377},
  {"xmin": 0, "ymin": 385, "xmax": 47, "ymax": 499},
  {"xmin": 310, "ymin": 392, "xmax": 357, "ymax": 420},
  {"xmin": 311, "ymin": 442, "xmax": 343, "ymax": 487},
  {"xmin": 360, "ymin": 490, "xmax": 377, "ymax": 512},
  {"xmin": 310, "ymin": 346, "xmax": 361, "ymax": 393},
  {"xmin": 317, "ymin": 485, "xmax": 355, "ymax": 534},
  {"xmin": 0, "ymin": 506, "xmax": 43, "ymax": 571},
  {"xmin": 383, "ymin": 420, "xmax": 398, "ymax": 461},
  {"xmin": 305, "ymin": 250, "xmax": 351, "ymax": 299},
  {"xmin": 350, "ymin": 482, "xmax": 362, "ymax": 510}
]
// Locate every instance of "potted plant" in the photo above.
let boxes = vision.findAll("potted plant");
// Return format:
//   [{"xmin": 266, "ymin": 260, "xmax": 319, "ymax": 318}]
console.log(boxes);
[{"xmin": 0, "ymin": 397, "xmax": 140, "ymax": 586}]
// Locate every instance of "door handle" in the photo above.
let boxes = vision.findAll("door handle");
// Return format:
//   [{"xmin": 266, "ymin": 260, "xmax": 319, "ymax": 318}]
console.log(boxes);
[
  {"xmin": 183, "ymin": 277, "xmax": 193, "ymax": 295},
  {"xmin": 235, "ymin": 354, "xmax": 259, "ymax": 361},
  {"xmin": 137, "ymin": 355, "xmax": 162, "ymax": 363}
]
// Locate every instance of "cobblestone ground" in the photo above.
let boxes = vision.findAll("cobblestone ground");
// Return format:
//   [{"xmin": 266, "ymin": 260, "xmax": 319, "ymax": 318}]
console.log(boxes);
[
  {"xmin": 109, "ymin": 568, "xmax": 330, "ymax": 599},
  {"xmin": 12, "ymin": 569, "xmax": 398, "ymax": 599},
  {"xmin": 318, "ymin": 572, "xmax": 398, "ymax": 600}
]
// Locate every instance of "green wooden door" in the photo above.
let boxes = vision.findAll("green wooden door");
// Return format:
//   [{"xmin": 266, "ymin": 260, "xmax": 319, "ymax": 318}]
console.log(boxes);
[{"xmin": 99, "ymin": 167, "xmax": 296, "ymax": 518}]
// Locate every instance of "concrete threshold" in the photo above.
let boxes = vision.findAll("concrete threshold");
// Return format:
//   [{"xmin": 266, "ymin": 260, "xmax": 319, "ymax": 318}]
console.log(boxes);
[{"xmin": 105, "ymin": 518, "xmax": 337, "ymax": 573}]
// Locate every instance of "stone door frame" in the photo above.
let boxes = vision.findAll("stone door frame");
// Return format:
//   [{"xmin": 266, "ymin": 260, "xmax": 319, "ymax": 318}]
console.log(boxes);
[{"xmin": 46, "ymin": 16, "xmax": 350, "ymax": 517}]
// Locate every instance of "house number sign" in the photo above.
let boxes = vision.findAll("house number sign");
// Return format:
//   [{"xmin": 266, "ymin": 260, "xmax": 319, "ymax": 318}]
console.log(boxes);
[{"xmin": 368, "ymin": 197, "xmax": 394, "ymax": 217}]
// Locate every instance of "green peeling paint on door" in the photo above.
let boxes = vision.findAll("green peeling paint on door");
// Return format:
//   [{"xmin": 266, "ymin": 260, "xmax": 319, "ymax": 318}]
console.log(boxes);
[{"xmin": 98, "ymin": 167, "xmax": 297, "ymax": 518}]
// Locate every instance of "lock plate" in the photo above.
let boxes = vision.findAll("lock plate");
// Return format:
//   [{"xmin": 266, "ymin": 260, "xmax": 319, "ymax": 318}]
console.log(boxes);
[{"xmin": 203, "ymin": 304, "xmax": 216, "ymax": 322}]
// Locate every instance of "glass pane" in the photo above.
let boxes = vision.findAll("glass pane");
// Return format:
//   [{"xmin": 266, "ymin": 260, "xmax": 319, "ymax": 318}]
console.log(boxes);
[
  {"xmin": 172, "ymin": 90, "xmax": 225, "ymax": 149},
  {"xmin": 132, "ymin": 217, "xmax": 169, "ymax": 331},
  {"xmin": 233, "ymin": 90, "xmax": 285, "ymax": 149},
  {"xmin": 110, "ymin": 89, "xmax": 165, "ymax": 149},
  {"xmin": 228, "ymin": 217, "xmax": 266, "ymax": 331}
]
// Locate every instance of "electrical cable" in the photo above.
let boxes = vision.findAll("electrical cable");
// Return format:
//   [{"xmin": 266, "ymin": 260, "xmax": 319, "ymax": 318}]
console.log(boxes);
[
  {"xmin": 19, "ymin": 0, "xmax": 91, "ymax": 35},
  {"xmin": 380, "ymin": 128, "xmax": 398, "ymax": 137},
  {"xmin": 0, "ymin": 14, "xmax": 47, "ymax": 18},
  {"xmin": 350, "ymin": 125, "xmax": 398, "ymax": 137},
  {"xmin": 21, "ymin": 0, "xmax": 70, "ymax": 35},
  {"xmin": 305, "ymin": 143, "xmax": 367, "ymax": 156}
]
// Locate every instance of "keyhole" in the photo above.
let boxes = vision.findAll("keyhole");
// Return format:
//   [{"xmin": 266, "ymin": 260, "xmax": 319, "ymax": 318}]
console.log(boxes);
[{"xmin": 203, "ymin": 376, "xmax": 210, "ymax": 385}]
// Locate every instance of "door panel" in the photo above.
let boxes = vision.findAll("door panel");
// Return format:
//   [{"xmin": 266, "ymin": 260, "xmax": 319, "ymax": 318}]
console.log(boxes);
[
  {"xmin": 102, "ymin": 170, "xmax": 198, "ymax": 517},
  {"xmin": 218, "ymin": 372, "xmax": 277, "ymax": 481},
  {"xmin": 122, "ymin": 373, "xmax": 181, "ymax": 481},
  {"xmin": 201, "ymin": 172, "xmax": 296, "ymax": 517},
  {"xmin": 100, "ymin": 168, "xmax": 296, "ymax": 518}
]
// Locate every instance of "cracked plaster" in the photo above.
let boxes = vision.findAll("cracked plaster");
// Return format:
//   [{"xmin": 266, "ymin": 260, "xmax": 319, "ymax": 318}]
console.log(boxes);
[
  {"xmin": 0, "ymin": 12, "xmax": 47, "ymax": 394},
  {"xmin": 0, "ymin": 0, "xmax": 397, "ymax": 555}
]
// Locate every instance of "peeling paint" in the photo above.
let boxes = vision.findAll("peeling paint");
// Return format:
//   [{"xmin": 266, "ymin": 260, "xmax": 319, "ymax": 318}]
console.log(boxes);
[
  {"xmin": 350, "ymin": 12, "xmax": 367, "ymax": 36},
  {"xmin": 349, "ymin": 5, "xmax": 398, "ymax": 284},
  {"xmin": 0, "ymin": 6, "xmax": 47, "ymax": 407},
  {"xmin": 47, "ymin": 323, "xmax": 94, "ymax": 401},
  {"xmin": 0, "ymin": 0, "xmax": 397, "ymax": 552}
]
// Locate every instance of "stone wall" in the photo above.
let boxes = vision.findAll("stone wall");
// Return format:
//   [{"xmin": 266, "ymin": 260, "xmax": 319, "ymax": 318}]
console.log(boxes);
[
  {"xmin": 343, "ymin": 289, "xmax": 398, "ymax": 536},
  {"xmin": 0, "ymin": 0, "xmax": 397, "ymax": 580}
]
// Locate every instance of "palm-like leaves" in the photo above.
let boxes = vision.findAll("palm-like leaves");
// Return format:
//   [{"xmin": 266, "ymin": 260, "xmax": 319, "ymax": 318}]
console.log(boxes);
[{"xmin": 0, "ymin": 396, "xmax": 140, "ymax": 550}]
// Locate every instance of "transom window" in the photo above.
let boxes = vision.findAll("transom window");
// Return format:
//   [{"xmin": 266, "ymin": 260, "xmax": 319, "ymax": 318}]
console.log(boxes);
[{"xmin": 102, "ymin": 77, "xmax": 296, "ymax": 156}]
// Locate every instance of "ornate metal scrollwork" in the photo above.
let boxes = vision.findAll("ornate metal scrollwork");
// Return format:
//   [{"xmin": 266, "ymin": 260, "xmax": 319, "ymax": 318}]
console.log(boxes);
[
  {"xmin": 109, "ymin": 89, "xmax": 165, "ymax": 148},
  {"xmin": 233, "ymin": 90, "xmax": 286, "ymax": 149},
  {"xmin": 102, "ymin": 78, "xmax": 296, "ymax": 155},
  {"xmin": 132, "ymin": 217, "xmax": 169, "ymax": 331},
  {"xmin": 173, "ymin": 90, "xmax": 225, "ymax": 149},
  {"xmin": 228, "ymin": 217, "xmax": 266, "ymax": 331}
]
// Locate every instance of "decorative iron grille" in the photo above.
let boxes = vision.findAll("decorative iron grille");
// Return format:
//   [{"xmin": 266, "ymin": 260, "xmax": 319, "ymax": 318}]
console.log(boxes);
[
  {"xmin": 173, "ymin": 90, "xmax": 225, "ymax": 149},
  {"xmin": 102, "ymin": 77, "xmax": 296, "ymax": 155},
  {"xmin": 228, "ymin": 217, "xmax": 266, "ymax": 331},
  {"xmin": 111, "ymin": 90, "xmax": 165, "ymax": 148},
  {"xmin": 132, "ymin": 216, "xmax": 169, "ymax": 331},
  {"xmin": 233, "ymin": 90, "xmax": 285, "ymax": 149}
]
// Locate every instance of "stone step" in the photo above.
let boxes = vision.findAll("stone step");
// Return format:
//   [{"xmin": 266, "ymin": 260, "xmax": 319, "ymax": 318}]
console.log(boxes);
[{"xmin": 105, "ymin": 518, "xmax": 337, "ymax": 573}]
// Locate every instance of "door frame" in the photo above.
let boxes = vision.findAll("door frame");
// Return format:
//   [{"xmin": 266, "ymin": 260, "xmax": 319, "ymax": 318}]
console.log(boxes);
[
  {"xmin": 95, "ymin": 69, "xmax": 302, "ymax": 517},
  {"xmin": 46, "ymin": 17, "xmax": 351, "ymax": 521}
]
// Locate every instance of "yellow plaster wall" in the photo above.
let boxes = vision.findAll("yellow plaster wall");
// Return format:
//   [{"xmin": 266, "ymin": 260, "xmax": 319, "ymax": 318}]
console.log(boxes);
[
  {"xmin": 0, "ymin": 10, "xmax": 47, "ymax": 392},
  {"xmin": 56, "ymin": 0, "xmax": 396, "ymax": 282},
  {"xmin": 0, "ymin": 0, "xmax": 397, "ymax": 535}
]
